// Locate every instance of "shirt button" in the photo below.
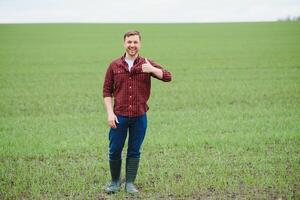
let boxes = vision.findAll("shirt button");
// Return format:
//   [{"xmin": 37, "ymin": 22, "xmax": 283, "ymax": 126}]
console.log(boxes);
[
  {"xmin": 129, "ymin": 96, "xmax": 132, "ymax": 98},
  {"xmin": 129, "ymin": 86, "xmax": 132, "ymax": 89},
  {"xmin": 129, "ymin": 77, "xmax": 132, "ymax": 80},
  {"xmin": 129, "ymin": 105, "xmax": 132, "ymax": 108}
]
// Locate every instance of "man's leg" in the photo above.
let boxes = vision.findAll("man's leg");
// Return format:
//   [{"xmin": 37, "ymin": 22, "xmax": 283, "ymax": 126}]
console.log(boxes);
[
  {"xmin": 106, "ymin": 115, "xmax": 128, "ymax": 193},
  {"xmin": 125, "ymin": 113, "xmax": 147, "ymax": 194}
]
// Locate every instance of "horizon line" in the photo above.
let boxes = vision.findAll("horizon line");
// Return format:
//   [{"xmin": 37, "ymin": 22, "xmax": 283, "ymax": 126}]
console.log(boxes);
[{"xmin": 0, "ymin": 19, "xmax": 287, "ymax": 25}]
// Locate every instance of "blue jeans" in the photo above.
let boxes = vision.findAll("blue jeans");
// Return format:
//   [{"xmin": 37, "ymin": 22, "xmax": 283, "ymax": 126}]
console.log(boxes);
[{"xmin": 109, "ymin": 113, "xmax": 147, "ymax": 161}]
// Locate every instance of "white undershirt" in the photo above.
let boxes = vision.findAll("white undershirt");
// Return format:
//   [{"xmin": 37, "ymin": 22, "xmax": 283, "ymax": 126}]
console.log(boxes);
[{"xmin": 125, "ymin": 58, "xmax": 134, "ymax": 72}]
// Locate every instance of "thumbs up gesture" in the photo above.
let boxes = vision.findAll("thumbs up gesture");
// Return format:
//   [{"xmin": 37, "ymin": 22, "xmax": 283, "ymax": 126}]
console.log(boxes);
[{"xmin": 142, "ymin": 58, "xmax": 155, "ymax": 73}]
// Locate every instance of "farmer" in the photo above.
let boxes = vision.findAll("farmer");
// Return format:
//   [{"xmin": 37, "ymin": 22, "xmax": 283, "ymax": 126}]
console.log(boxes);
[{"xmin": 103, "ymin": 30, "xmax": 172, "ymax": 194}]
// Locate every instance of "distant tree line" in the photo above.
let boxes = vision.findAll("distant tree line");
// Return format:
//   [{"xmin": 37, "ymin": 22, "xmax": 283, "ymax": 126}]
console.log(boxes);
[{"xmin": 277, "ymin": 15, "xmax": 300, "ymax": 21}]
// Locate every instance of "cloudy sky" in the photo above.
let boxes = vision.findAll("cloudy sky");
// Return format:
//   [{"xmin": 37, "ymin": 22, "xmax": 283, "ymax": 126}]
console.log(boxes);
[{"xmin": 0, "ymin": 0, "xmax": 299, "ymax": 23}]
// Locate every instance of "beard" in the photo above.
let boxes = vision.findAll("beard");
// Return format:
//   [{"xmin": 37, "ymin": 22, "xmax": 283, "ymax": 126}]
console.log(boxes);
[{"xmin": 126, "ymin": 48, "xmax": 139, "ymax": 57}]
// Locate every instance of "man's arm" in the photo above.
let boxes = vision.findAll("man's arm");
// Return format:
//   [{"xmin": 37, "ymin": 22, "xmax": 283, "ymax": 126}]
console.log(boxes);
[
  {"xmin": 142, "ymin": 58, "xmax": 172, "ymax": 82},
  {"xmin": 150, "ymin": 66, "xmax": 163, "ymax": 79},
  {"xmin": 103, "ymin": 65, "xmax": 118, "ymax": 128},
  {"xmin": 104, "ymin": 97, "xmax": 118, "ymax": 129}
]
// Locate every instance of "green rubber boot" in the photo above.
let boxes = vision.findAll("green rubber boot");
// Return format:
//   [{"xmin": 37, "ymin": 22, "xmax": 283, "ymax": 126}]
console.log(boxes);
[
  {"xmin": 106, "ymin": 160, "xmax": 121, "ymax": 194},
  {"xmin": 125, "ymin": 157, "xmax": 140, "ymax": 194}
]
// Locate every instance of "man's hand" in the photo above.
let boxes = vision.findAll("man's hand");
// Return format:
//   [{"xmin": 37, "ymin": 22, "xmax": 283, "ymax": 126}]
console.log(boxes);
[
  {"xmin": 104, "ymin": 97, "xmax": 119, "ymax": 129},
  {"xmin": 108, "ymin": 112, "xmax": 119, "ymax": 129},
  {"xmin": 142, "ymin": 58, "xmax": 156, "ymax": 73}
]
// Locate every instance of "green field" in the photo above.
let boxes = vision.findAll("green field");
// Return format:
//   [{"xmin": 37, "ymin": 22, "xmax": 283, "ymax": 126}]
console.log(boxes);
[{"xmin": 0, "ymin": 22, "xmax": 299, "ymax": 199}]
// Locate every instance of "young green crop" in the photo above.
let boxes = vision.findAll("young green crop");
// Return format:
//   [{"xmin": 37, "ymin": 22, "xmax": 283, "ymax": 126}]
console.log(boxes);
[{"xmin": 0, "ymin": 22, "xmax": 299, "ymax": 199}]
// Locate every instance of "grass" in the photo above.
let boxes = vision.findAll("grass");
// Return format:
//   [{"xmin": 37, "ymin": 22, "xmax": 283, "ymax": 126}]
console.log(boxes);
[{"xmin": 0, "ymin": 22, "xmax": 300, "ymax": 199}]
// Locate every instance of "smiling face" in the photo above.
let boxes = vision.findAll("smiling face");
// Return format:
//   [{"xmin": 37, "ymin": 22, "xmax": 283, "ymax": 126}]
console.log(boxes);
[{"xmin": 124, "ymin": 35, "xmax": 141, "ymax": 59}]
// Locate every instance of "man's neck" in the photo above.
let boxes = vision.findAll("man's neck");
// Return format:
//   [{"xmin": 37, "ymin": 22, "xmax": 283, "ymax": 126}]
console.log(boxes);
[{"xmin": 125, "ymin": 53, "xmax": 138, "ymax": 61}]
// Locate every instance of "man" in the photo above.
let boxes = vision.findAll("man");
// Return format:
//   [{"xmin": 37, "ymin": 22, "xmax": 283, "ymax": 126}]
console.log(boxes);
[{"xmin": 103, "ymin": 30, "xmax": 172, "ymax": 194}]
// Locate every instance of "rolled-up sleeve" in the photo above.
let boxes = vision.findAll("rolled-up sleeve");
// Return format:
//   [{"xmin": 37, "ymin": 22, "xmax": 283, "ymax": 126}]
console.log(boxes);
[
  {"xmin": 103, "ymin": 64, "xmax": 114, "ymax": 97},
  {"xmin": 161, "ymin": 69, "xmax": 172, "ymax": 82}
]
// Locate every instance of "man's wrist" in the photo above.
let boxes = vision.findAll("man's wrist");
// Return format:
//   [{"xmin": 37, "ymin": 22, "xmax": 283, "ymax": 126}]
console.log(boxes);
[
  {"xmin": 107, "ymin": 110, "xmax": 114, "ymax": 115},
  {"xmin": 152, "ymin": 67, "xmax": 159, "ymax": 73}
]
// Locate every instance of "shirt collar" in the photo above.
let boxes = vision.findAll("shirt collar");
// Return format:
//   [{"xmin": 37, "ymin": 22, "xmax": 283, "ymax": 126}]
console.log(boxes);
[{"xmin": 121, "ymin": 53, "xmax": 142, "ymax": 65}]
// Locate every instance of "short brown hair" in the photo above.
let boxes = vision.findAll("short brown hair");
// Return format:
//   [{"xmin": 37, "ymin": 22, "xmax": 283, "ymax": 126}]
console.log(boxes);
[{"xmin": 123, "ymin": 30, "xmax": 141, "ymax": 41}]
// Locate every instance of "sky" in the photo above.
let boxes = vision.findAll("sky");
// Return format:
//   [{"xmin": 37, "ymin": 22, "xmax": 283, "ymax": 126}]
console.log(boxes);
[{"xmin": 0, "ymin": 0, "xmax": 299, "ymax": 23}]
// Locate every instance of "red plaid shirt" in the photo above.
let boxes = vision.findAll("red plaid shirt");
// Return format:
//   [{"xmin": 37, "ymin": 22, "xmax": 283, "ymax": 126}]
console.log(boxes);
[{"xmin": 103, "ymin": 54, "xmax": 172, "ymax": 117}]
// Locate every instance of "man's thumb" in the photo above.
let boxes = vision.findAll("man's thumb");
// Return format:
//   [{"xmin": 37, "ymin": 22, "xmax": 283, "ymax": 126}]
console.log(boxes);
[{"xmin": 145, "ymin": 58, "xmax": 150, "ymax": 63}]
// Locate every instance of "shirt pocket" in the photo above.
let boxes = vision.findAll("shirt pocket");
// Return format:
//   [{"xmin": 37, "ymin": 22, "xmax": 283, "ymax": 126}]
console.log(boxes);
[
  {"xmin": 113, "ymin": 69, "xmax": 127, "ymax": 75},
  {"xmin": 113, "ymin": 69, "xmax": 128, "ymax": 87}
]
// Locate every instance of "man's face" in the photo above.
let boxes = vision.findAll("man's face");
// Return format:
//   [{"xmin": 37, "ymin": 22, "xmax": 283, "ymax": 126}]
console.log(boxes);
[{"xmin": 124, "ymin": 35, "xmax": 141, "ymax": 57}]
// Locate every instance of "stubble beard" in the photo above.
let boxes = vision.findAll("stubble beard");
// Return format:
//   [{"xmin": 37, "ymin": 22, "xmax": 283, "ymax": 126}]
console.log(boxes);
[{"xmin": 126, "ymin": 48, "xmax": 139, "ymax": 58}]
